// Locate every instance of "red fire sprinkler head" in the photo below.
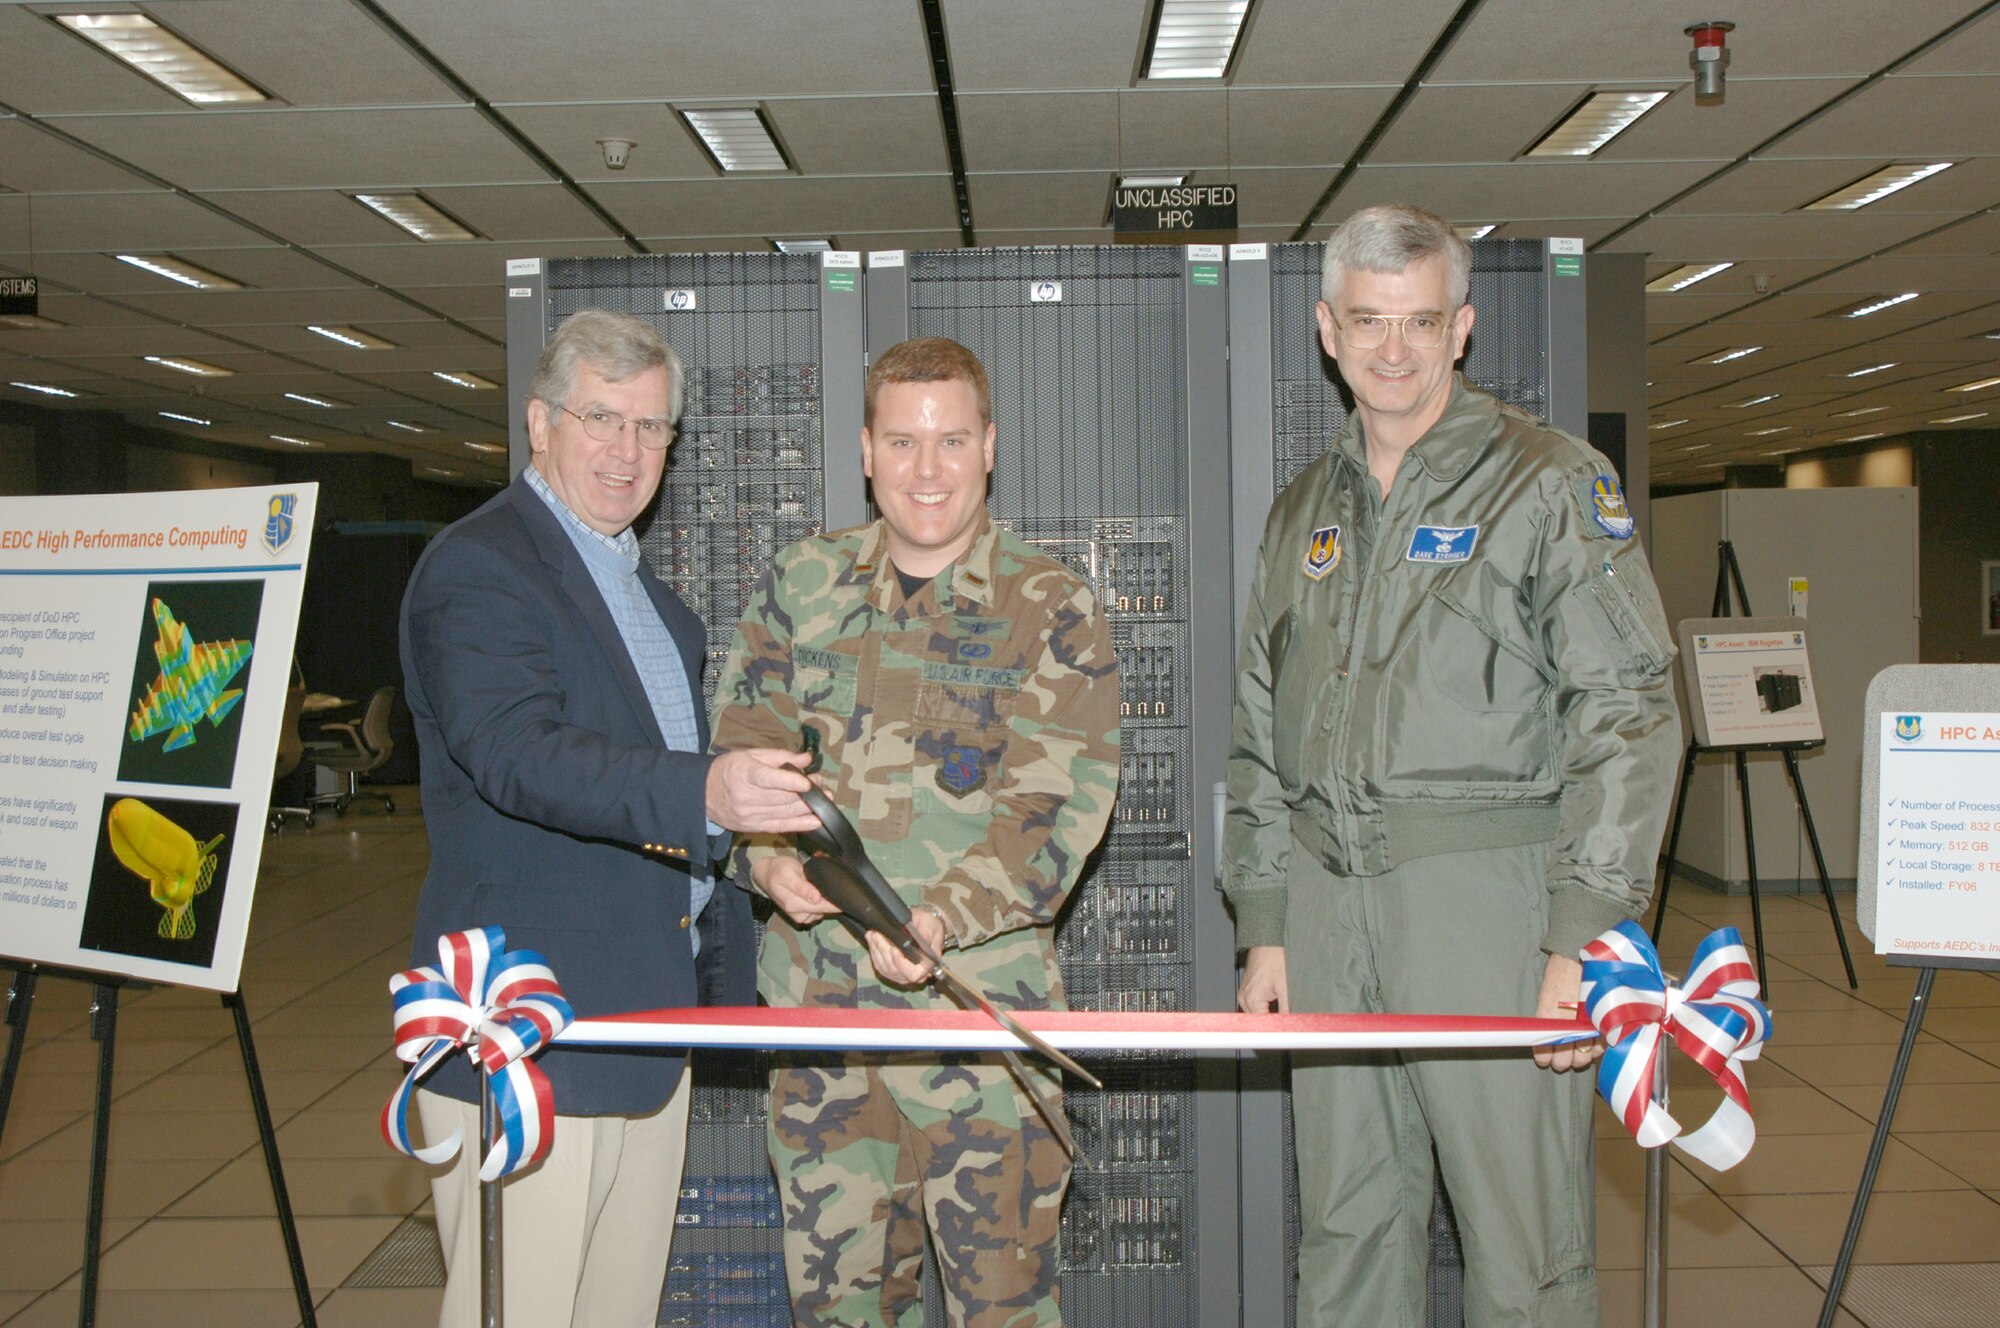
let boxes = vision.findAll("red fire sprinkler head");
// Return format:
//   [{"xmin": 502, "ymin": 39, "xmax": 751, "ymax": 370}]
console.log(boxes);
[{"xmin": 1686, "ymin": 21, "xmax": 1736, "ymax": 107}]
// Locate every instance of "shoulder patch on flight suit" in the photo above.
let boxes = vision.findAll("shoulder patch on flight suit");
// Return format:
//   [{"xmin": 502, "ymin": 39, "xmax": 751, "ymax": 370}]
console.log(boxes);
[
  {"xmin": 1303, "ymin": 524, "xmax": 1342, "ymax": 580},
  {"xmin": 1405, "ymin": 524, "xmax": 1480, "ymax": 564},
  {"xmin": 1576, "ymin": 473, "xmax": 1636, "ymax": 540}
]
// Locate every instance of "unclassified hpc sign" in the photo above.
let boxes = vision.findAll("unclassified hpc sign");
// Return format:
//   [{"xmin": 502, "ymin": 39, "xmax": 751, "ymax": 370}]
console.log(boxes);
[
  {"xmin": 0, "ymin": 276, "xmax": 37, "ymax": 318},
  {"xmin": 1112, "ymin": 184, "xmax": 1237, "ymax": 235}
]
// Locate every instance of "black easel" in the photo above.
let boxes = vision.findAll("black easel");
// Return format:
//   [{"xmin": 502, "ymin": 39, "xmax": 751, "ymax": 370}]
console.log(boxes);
[
  {"xmin": 0, "ymin": 963, "xmax": 317, "ymax": 1328},
  {"xmin": 1816, "ymin": 954, "xmax": 1947, "ymax": 1326},
  {"xmin": 1650, "ymin": 540, "xmax": 1858, "ymax": 991}
]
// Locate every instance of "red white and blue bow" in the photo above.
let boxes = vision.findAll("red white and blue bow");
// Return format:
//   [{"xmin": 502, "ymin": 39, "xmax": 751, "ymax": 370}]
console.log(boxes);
[
  {"xmin": 1581, "ymin": 920, "xmax": 1771, "ymax": 1171},
  {"xmin": 382, "ymin": 927, "xmax": 573, "ymax": 1181}
]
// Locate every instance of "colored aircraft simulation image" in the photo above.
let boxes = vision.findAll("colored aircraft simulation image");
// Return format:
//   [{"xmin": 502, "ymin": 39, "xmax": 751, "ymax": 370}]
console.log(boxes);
[
  {"xmin": 116, "ymin": 579, "xmax": 265, "ymax": 790},
  {"xmin": 79, "ymin": 792, "xmax": 237, "ymax": 968},
  {"xmin": 127, "ymin": 597, "xmax": 254, "ymax": 753}
]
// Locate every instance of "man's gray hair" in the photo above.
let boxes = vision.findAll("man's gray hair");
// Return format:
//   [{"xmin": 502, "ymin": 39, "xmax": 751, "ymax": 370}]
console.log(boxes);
[
  {"xmin": 1320, "ymin": 205, "xmax": 1471, "ymax": 312},
  {"xmin": 529, "ymin": 308, "xmax": 685, "ymax": 425}
]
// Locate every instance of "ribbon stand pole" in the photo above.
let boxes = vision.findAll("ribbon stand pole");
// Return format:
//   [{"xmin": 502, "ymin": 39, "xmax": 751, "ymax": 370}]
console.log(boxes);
[
  {"xmin": 480, "ymin": 1073, "xmax": 503, "ymax": 1328},
  {"xmin": 1643, "ymin": 1048, "xmax": 1668, "ymax": 1328}
]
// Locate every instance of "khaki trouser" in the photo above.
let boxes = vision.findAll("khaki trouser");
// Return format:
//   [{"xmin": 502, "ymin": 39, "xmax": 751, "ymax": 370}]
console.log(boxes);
[
  {"xmin": 418, "ymin": 1072, "xmax": 691, "ymax": 1328},
  {"xmin": 1286, "ymin": 840, "xmax": 1599, "ymax": 1328}
]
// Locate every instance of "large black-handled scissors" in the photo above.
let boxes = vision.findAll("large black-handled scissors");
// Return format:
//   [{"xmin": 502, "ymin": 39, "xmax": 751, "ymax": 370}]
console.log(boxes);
[{"xmin": 793, "ymin": 777, "xmax": 1097, "ymax": 1156}]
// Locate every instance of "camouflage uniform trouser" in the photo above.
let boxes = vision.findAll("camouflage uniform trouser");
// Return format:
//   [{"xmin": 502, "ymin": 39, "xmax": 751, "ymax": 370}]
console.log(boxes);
[{"xmin": 769, "ymin": 1052, "xmax": 1068, "ymax": 1328}]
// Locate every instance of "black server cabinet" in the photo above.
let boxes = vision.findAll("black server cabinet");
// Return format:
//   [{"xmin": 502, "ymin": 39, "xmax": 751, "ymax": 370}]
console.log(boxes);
[
  {"xmin": 866, "ymin": 244, "xmax": 1240, "ymax": 1328},
  {"xmin": 1226, "ymin": 238, "xmax": 1586, "ymax": 1328},
  {"xmin": 513, "ymin": 249, "xmax": 866, "ymax": 1328}
]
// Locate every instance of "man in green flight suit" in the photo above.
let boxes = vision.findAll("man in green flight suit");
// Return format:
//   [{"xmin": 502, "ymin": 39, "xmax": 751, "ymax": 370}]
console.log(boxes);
[
  {"xmin": 712, "ymin": 336, "xmax": 1121, "ymax": 1327},
  {"xmin": 1224, "ymin": 204, "xmax": 1680, "ymax": 1327}
]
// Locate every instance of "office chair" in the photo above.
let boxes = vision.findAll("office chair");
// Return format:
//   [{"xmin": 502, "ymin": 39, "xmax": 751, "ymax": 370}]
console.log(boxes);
[
  {"xmin": 268, "ymin": 666, "xmax": 315, "ymax": 831},
  {"xmin": 308, "ymin": 685, "xmax": 396, "ymax": 817}
]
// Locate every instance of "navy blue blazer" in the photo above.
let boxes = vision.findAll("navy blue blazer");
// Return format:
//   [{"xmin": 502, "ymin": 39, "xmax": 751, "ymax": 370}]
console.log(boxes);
[{"xmin": 401, "ymin": 475, "xmax": 751, "ymax": 1116}]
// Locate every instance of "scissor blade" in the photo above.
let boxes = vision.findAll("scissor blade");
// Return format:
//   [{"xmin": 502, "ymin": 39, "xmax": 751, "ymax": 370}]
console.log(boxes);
[
  {"xmin": 932, "ymin": 963, "xmax": 1103, "ymax": 1090},
  {"xmin": 997, "ymin": 1045, "xmax": 1079, "ymax": 1159}
]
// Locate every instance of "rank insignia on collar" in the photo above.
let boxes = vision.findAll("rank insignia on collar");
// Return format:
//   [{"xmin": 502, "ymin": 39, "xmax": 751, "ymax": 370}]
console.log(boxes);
[
  {"xmin": 1303, "ymin": 524, "xmax": 1342, "ymax": 580},
  {"xmin": 937, "ymin": 744, "xmax": 988, "ymax": 797}
]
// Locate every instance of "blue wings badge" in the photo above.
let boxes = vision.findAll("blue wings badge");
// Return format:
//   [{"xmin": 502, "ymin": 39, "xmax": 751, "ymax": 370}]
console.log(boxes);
[
  {"xmin": 261, "ymin": 493, "xmax": 298, "ymax": 556},
  {"xmin": 937, "ymin": 744, "xmax": 988, "ymax": 797},
  {"xmin": 1303, "ymin": 525, "xmax": 1342, "ymax": 580},
  {"xmin": 1895, "ymin": 715, "xmax": 1922, "ymax": 742}
]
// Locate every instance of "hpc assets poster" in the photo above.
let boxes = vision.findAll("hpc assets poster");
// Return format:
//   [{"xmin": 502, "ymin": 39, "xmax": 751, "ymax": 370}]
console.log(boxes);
[
  {"xmin": 0, "ymin": 485, "xmax": 317, "ymax": 991},
  {"xmin": 1874, "ymin": 711, "xmax": 2000, "ymax": 960}
]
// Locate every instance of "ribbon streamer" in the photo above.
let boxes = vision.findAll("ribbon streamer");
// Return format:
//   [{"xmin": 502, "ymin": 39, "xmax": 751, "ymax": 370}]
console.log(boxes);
[
  {"xmin": 1581, "ymin": 920, "xmax": 1771, "ymax": 1171},
  {"xmin": 381, "ymin": 926, "xmax": 573, "ymax": 1181},
  {"xmin": 382, "ymin": 924, "xmax": 1770, "ymax": 1173}
]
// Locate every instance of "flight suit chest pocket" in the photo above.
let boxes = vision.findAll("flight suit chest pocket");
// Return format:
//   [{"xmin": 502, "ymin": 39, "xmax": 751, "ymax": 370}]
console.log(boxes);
[{"xmin": 793, "ymin": 645, "xmax": 857, "ymax": 717}]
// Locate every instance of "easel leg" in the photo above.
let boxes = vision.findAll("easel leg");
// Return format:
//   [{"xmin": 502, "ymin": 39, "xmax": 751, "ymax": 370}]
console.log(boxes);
[
  {"xmin": 1642, "ymin": 1051, "xmax": 1669, "ymax": 1328},
  {"xmin": 223, "ymin": 991, "xmax": 317, "ymax": 1327},
  {"xmin": 1818, "ymin": 965, "xmax": 1937, "ymax": 1326},
  {"xmin": 1734, "ymin": 750, "xmax": 1769, "ymax": 993},
  {"xmin": 1784, "ymin": 749, "xmax": 1859, "ymax": 989},
  {"xmin": 81, "ymin": 982, "xmax": 119, "ymax": 1328},
  {"xmin": 480, "ymin": 1076, "xmax": 502, "ymax": 1328},
  {"xmin": 0, "ymin": 967, "xmax": 38, "ymax": 1143},
  {"xmin": 1651, "ymin": 743, "xmax": 1702, "ymax": 944}
]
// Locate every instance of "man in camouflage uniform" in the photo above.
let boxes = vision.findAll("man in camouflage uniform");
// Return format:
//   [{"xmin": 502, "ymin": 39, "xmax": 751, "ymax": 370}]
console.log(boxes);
[{"xmin": 712, "ymin": 337, "xmax": 1121, "ymax": 1328}]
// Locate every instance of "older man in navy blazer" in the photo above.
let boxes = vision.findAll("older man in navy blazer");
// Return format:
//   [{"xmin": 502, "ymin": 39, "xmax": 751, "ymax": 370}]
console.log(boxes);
[{"xmin": 402, "ymin": 308, "xmax": 817, "ymax": 1328}]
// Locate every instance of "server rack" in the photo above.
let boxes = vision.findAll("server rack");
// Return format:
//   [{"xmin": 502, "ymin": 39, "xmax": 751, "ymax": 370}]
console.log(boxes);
[
  {"xmin": 1225, "ymin": 238, "xmax": 1585, "ymax": 1328},
  {"xmin": 515, "ymin": 249, "xmax": 865, "ymax": 1328},
  {"xmin": 502, "ymin": 236, "xmax": 1575, "ymax": 1328}
]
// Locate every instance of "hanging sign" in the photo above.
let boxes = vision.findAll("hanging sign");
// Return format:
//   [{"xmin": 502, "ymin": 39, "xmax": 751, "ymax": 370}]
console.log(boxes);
[
  {"xmin": 1113, "ymin": 184, "xmax": 1238, "ymax": 239},
  {"xmin": 0, "ymin": 276, "xmax": 37, "ymax": 318}
]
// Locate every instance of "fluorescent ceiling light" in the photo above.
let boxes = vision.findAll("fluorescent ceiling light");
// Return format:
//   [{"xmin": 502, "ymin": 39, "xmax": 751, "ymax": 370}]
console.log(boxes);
[
  {"xmin": 386, "ymin": 420, "xmax": 429, "ymax": 433},
  {"xmin": 1646, "ymin": 262, "xmax": 1733, "ymax": 293},
  {"xmin": 0, "ymin": 314, "xmax": 63, "ymax": 330},
  {"xmin": 284, "ymin": 392, "xmax": 346, "ymax": 409},
  {"xmin": 423, "ymin": 466, "xmax": 461, "ymax": 477},
  {"xmin": 308, "ymin": 324, "xmax": 396, "ymax": 350},
  {"xmin": 1843, "ymin": 363, "xmax": 1897, "ymax": 378},
  {"xmin": 1831, "ymin": 292, "xmax": 1920, "ymax": 319},
  {"xmin": 462, "ymin": 441, "xmax": 506, "ymax": 454},
  {"xmin": 270, "ymin": 434, "xmax": 321, "ymax": 448},
  {"xmin": 1931, "ymin": 412, "xmax": 1989, "ymax": 423},
  {"xmin": 434, "ymin": 371, "xmax": 496, "ymax": 390},
  {"xmin": 771, "ymin": 239, "xmax": 832, "ymax": 254},
  {"xmin": 1762, "ymin": 448, "xmax": 1802, "ymax": 456},
  {"xmin": 1143, "ymin": 0, "xmax": 1252, "ymax": 79},
  {"xmin": 352, "ymin": 193, "xmax": 480, "ymax": 242},
  {"xmin": 10, "ymin": 381, "xmax": 81, "ymax": 398},
  {"xmin": 116, "ymin": 254, "xmax": 241, "ymax": 290},
  {"xmin": 1835, "ymin": 405, "xmax": 1889, "ymax": 417},
  {"xmin": 1728, "ymin": 393, "xmax": 1781, "ymax": 408},
  {"xmin": 1525, "ymin": 90, "xmax": 1671, "ymax": 157},
  {"xmin": 54, "ymin": 13, "xmax": 266, "ymax": 106},
  {"xmin": 1701, "ymin": 347, "xmax": 1763, "ymax": 364},
  {"xmin": 1842, "ymin": 433, "xmax": 1886, "ymax": 443},
  {"xmin": 1648, "ymin": 418, "xmax": 1689, "ymax": 430},
  {"xmin": 1949, "ymin": 375, "xmax": 2000, "ymax": 392},
  {"xmin": 1455, "ymin": 224, "xmax": 1496, "ymax": 241},
  {"xmin": 1804, "ymin": 162, "xmax": 1953, "ymax": 210},
  {"xmin": 1745, "ymin": 426, "xmax": 1791, "ymax": 436},
  {"xmin": 680, "ymin": 107, "xmax": 790, "ymax": 172},
  {"xmin": 159, "ymin": 411, "xmax": 211, "ymax": 426},
  {"xmin": 1122, "ymin": 174, "xmax": 1188, "ymax": 188},
  {"xmin": 144, "ymin": 355, "xmax": 231, "ymax": 377},
  {"xmin": 1679, "ymin": 443, "xmax": 1712, "ymax": 452}
]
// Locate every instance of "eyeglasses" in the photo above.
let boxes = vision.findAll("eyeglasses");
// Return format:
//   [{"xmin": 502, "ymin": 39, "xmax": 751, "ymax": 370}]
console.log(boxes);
[
  {"xmin": 1333, "ymin": 312, "xmax": 1456, "ymax": 351},
  {"xmin": 557, "ymin": 404, "xmax": 674, "ymax": 449}
]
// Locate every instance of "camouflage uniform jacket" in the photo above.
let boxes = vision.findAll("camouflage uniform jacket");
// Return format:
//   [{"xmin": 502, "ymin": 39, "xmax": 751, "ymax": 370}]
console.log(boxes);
[{"xmin": 712, "ymin": 512, "xmax": 1121, "ymax": 1012}]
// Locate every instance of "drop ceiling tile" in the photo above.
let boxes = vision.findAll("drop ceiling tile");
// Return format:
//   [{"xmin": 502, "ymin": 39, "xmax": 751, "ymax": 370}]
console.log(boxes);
[
  {"xmin": 1235, "ymin": 0, "xmax": 1462, "ymax": 84},
  {"xmin": 1223, "ymin": 87, "xmax": 1392, "ymax": 168},
  {"xmin": 1767, "ymin": 72, "xmax": 2000, "ymax": 159},
  {"xmin": 965, "ymin": 173, "xmax": 1115, "ymax": 231},
  {"xmin": 1337, "ymin": 160, "xmax": 1718, "ymax": 222},
  {"xmin": 589, "ymin": 176, "xmax": 956, "ymax": 238},
  {"xmin": 959, "ymin": 93, "xmax": 1117, "ymax": 171},
  {"xmin": 1371, "ymin": 84, "xmax": 1603, "ymax": 165},
  {"xmin": 766, "ymin": 98, "xmax": 948, "ymax": 176},
  {"xmin": 0, "ymin": 122, "xmax": 158, "ymax": 194},
  {"xmin": 1598, "ymin": 79, "xmax": 1868, "ymax": 162},
  {"xmin": 498, "ymin": 103, "xmax": 724, "ymax": 182},
  {"xmin": 54, "ymin": 108, "xmax": 546, "ymax": 192},
  {"xmin": 0, "ymin": 192, "xmax": 271, "ymax": 255},
  {"xmin": 946, "ymin": 0, "xmax": 1151, "ymax": 90},
  {"xmin": 313, "ymin": 241, "xmax": 633, "ymax": 289},
  {"xmin": 161, "ymin": 0, "xmax": 463, "ymax": 109},
  {"xmin": 120, "ymin": 288, "xmax": 425, "ymax": 328},
  {"xmin": 384, "ymin": 0, "xmax": 932, "ymax": 101},
  {"xmin": 418, "ymin": 185, "xmax": 620, "ymax": 244},
  {"xmin": 1605, "ymin": 211, "xmax": 1947, "ymax": 259},
  {"xmin": 0, "ymin": 7, "xmax": 189, "ymax": 114}
]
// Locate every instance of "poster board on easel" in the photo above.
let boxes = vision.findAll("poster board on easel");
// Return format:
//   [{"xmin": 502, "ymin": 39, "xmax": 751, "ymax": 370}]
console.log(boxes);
[
  {"xmin": 0, "ymin": 484, "xmax": 318, "ymax": 992},
  {"xmin": 1676, "ymin": 615, "xmax": 1824, "ymax": 750}
]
